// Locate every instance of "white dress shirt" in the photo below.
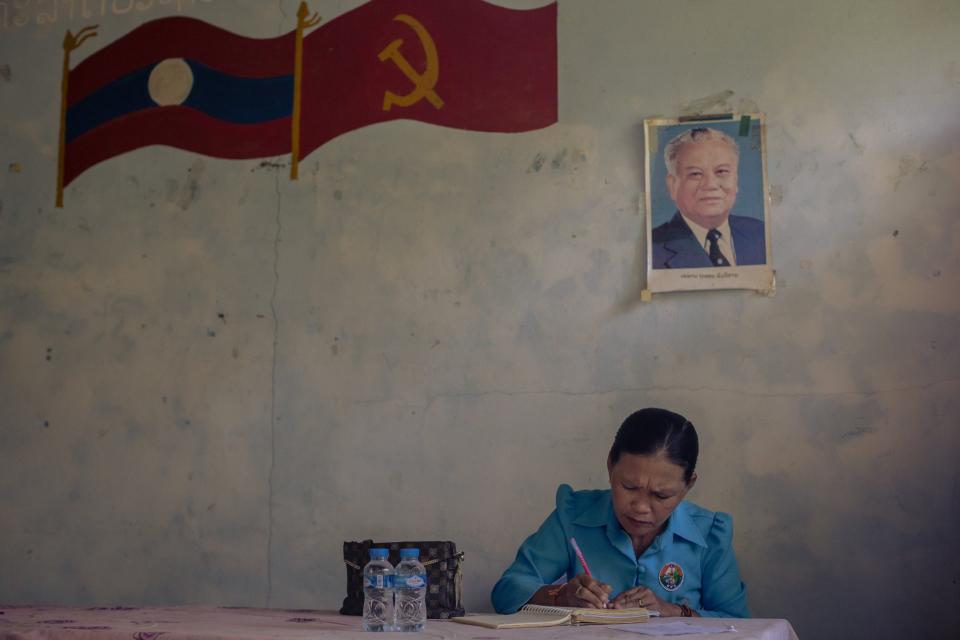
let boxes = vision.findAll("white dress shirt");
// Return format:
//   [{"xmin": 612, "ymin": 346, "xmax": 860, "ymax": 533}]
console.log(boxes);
[{"xmin": 680, "ymin": 215, "xmax": 738, "ymax": 266}]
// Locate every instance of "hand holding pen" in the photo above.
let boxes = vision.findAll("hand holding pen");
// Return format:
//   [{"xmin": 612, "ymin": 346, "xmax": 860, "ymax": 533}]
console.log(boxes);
[{"xmin": 565, "ymin": 537, "xmax": 613, "ymax": 609}]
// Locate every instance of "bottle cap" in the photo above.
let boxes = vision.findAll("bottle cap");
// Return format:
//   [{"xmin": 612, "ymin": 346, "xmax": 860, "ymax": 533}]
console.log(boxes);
[
  {"xmin": 369, "ymin": 548, "xmax": 389, "ymax": 559},
  {"xmin": 400, "ymin": 548, "xmax": 420, "ymax": 558}
]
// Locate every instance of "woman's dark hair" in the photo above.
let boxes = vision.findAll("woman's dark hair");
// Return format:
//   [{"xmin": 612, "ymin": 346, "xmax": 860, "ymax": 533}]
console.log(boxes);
[{"xmin": 608, "ymin": 408, "xmax": 699, "ymax": 482}]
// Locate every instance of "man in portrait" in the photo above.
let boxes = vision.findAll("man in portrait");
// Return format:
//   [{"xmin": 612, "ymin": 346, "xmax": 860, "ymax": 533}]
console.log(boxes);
[{"xmin": 651, "ymin": 127, "xmax": 766, "ymax": 269}]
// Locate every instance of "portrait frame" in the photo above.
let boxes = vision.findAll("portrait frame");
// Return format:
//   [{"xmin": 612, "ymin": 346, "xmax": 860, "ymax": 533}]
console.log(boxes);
[{"xmin": 644, "ymin": 114, "xmax": 774, "ymax": 294}]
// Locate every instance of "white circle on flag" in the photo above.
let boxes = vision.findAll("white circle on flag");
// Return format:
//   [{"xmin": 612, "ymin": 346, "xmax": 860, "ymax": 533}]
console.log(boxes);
[{"xmin": 148, "ymin": 58, "xmax": 194, "ymax": 106}]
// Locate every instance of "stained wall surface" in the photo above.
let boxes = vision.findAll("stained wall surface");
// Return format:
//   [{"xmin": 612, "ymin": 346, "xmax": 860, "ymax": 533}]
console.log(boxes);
[{"xmin": 2, "ymin": 2, "xmax": 959, "ymax": 639}]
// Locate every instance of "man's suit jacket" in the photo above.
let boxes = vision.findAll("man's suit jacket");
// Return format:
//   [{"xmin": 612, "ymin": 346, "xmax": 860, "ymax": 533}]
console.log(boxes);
[{"xmin": 651, "ymin": 212, "xmax": 766, "ymax": 269}]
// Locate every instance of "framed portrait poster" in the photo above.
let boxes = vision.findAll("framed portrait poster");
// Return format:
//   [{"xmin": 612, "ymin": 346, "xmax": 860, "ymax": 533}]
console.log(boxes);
[{"xmin": 644, "ymin": 114, "xmax": 774, "ymax": 293}]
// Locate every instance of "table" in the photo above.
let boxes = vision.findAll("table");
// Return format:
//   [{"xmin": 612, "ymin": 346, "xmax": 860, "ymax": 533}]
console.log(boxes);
[{"xmin": 0, "ymin": 607, "xmax": 799, "ymax": 640}]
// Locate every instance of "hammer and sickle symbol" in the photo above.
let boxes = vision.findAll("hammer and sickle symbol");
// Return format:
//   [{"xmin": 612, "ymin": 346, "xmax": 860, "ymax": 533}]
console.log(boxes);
[{"xmin": 378, "ymin": 14, "xmax": 444, "ymax": 111}]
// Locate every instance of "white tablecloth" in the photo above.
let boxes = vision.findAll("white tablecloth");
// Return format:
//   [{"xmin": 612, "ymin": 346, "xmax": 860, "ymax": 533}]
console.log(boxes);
[{"xmin": 0, "ymin": 607, "xmax": 798, "ymax": 640}]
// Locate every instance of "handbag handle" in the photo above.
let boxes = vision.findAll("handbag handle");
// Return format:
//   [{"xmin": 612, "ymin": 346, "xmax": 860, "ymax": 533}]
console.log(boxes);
[
  {"xmin": 424, "ymin": 551, "xmax": 465, "ymax": 567},
  {"xmin": 344, "ymin": 551, "xmax": 464, "ymax": 570}
]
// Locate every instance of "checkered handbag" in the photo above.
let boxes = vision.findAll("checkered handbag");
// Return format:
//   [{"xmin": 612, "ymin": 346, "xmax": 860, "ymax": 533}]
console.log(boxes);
[{"xmin": 340, "ymin": 540, "xmax": 465, "ymax": 619}]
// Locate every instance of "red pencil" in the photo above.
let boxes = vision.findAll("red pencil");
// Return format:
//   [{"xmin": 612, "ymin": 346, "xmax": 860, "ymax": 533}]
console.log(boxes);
[{"xmin": 569, "ymin": 537, "xmax": 593, "ymax": 578}]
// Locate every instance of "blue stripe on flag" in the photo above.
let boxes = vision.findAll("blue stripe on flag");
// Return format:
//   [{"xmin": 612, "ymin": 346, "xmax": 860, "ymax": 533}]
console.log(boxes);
[
  {"xmin": 67, "ymin": 60, "xmax": 294, "ymax": 143},
  {"xmin": 183, "ymin": 61, "xmax": 293, "ymax": 124},
  {"xmin": 67, "ymin": 67, "xmax": 155, "ymax": 143}
]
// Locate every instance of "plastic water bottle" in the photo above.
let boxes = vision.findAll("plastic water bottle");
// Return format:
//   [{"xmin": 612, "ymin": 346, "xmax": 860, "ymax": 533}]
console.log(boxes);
[
  {"xmin": 394, "ymin": 548, "xmax": 427, "ymax": 632},
  {"xmin": 362, "ymin": 548, "xmax": 395, "ymax": 632}
]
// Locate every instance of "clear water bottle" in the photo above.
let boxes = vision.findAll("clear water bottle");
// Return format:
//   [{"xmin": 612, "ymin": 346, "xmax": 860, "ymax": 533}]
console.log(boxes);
[
  {"xmin": 394, "ymin": 548, "xmax": 427, "ymax": 632},
  {"xmin": 362, "ymin": 548, "xmax": 395, "ymax": 632}
]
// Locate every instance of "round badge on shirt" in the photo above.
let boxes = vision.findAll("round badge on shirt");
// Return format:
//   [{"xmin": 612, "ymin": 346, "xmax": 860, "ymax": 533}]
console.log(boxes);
[{"xmin": 658, "ymin": 562, "xmax": 684, "ymax": 591}]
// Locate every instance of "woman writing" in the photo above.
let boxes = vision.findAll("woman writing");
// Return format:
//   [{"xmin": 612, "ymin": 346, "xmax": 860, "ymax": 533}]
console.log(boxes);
[{"xmin": 491, "ymin": 408, "xmax": 749, "ymax": 618}]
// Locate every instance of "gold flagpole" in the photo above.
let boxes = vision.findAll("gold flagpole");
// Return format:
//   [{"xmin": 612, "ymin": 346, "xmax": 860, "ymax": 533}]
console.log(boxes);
[
  {"xmin": 291, "ymin": 2, "xmax": 321, "ymax": 180},
  {"xmin": 56, "ymin": 24, "xmax": 98, "ymax": 208}
]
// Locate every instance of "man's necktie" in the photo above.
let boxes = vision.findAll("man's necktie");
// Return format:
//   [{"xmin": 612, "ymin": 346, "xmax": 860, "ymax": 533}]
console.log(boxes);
[{"xmin": 706, "ymin": 229, "xmax": 731, "ymax": 267}]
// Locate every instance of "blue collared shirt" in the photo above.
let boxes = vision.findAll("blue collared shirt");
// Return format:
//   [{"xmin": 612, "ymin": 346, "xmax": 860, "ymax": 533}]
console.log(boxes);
[{"xmin": 491, "ymin": 485, "xmax": 749, "ymax": 618}]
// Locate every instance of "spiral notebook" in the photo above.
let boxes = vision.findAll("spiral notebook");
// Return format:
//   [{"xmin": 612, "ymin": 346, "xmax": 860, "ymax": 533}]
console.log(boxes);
[{"xmin": 451, "ymin": 605, "xmax": 653, "ymax": 629}]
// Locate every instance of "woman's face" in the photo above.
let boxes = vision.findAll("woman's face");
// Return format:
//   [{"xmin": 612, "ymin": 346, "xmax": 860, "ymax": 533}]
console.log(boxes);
[{"xmin": 608, "ymin": 452, "xmax": 694, "ymax": 542}]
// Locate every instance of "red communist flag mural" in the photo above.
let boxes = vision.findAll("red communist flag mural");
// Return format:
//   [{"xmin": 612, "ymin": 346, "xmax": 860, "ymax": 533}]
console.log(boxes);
[
  {"xmin": 58, "ymin": 0, "xmax": 558, "ymax": 204},
  {"xmin": 298, "ymin": 0, "xmax": 558, "ymax": 155}
]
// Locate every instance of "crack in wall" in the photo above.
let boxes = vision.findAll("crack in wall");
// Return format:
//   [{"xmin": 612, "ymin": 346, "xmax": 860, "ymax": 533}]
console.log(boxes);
[
  {"xmin": 266, "ymin": 173, "xmax": 282, "ymax": 607},
  {"xmin": 277, "ymin": 0, "xmax": 287, "ymax": 33}
]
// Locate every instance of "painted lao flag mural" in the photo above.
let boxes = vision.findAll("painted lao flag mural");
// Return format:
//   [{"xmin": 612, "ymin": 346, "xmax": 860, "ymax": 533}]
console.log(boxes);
[{"xmin": 56, "ymin": 0, "xmax": 559, "ymax": 206}]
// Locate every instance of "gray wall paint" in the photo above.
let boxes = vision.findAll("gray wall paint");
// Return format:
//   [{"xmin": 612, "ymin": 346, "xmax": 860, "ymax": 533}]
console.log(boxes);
[{"xmin": 2, "ymin": 1, "xmax": 959, "ymax": 638}]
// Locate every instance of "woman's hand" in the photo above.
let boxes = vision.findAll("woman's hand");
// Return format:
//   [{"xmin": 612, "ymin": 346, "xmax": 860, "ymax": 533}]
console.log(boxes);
[
  {"xmin": 561, "ymin": 574, "xmax": 613, "ymax": 609},
  {"xmin": 611, "ymin": 586, "xmax": 688, "ymax": 616}
]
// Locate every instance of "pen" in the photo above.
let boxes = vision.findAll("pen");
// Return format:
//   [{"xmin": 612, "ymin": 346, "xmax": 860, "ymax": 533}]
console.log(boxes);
[
  {"xmin": 570, "ymin": 537, "xmax": 610, "ymax": 608},
  {"xmin": 569, "ymin": 537, "xmax": 593, "ymax": 578}
]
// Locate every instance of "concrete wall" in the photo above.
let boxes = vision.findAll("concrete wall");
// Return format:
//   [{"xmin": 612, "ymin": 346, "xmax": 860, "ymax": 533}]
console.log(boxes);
[{"xmin": 2, "ymin": 1, "xmax": 958, "ymax": 638}]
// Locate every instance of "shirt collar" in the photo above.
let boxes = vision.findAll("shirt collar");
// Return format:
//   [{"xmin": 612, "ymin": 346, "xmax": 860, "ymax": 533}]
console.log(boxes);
[
  {"xmin": 664, "ymin": 501, "xmax": 708, "ymax": 548},
  {"xmin": 572, "ymin": 491, "xmax": 613, "ymax": 527},
  {"xmin": 573, "ymin": 494, "xmax": 707, "ymax": 548},
  {"xmin": 571, "ymin": 492, "xmax": 638, "ymax": 561},
  {"xmin": 680, "ymin": 214, "xmax": 733, "ymax": 252}
]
